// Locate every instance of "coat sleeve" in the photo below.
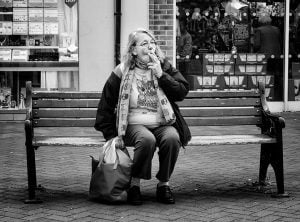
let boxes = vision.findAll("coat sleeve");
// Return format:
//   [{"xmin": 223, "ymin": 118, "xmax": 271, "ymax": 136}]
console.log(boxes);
[
  {"xmin": 94, "ymin": 72, "xmax": 121, "ymax": 140},
  {"xmin": 158, "ymin": 59, "xmax": 190, "ymax": 101}
]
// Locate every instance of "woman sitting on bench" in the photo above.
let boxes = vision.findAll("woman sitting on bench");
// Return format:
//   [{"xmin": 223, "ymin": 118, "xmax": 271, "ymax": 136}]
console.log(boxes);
[{"xmin": 94, "ymin": 28, "xmax": 191, "ymax": 205}]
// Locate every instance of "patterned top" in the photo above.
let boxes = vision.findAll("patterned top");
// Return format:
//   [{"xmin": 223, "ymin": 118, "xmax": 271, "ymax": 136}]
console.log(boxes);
[{"xmin": 128, "ymin": 68, "xmax": 165, "ymax": 128}]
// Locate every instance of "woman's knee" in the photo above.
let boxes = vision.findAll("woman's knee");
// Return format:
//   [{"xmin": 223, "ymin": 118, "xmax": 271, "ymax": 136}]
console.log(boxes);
[
  {"xmin": 161, "ymin": 128, "xmax": 180, "ymax": 146},
  {"xmin": 135, "ymin": 134, "xmax": 156, "ymax": 152}
]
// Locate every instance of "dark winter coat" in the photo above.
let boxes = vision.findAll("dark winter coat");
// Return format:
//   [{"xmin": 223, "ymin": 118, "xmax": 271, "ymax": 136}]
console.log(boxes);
[{"xmin": 94, "ymin": 59, "xmax": 191, "ymax": 146}]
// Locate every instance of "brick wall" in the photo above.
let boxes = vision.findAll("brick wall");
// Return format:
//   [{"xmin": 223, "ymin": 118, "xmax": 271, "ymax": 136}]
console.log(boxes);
[{"xmin": 149, "ymin": 0, "xmax": 174, "ymax": 62}]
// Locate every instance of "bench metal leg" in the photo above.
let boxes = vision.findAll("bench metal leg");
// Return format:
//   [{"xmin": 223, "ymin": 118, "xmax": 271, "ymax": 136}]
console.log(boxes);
[
  {"xmin": 24, "ymin": 144, "xmax": 42, "ymax": 204},
  {"xmin": 270, "ymin": 142, "xmax": 289, "ymax": 198},
  {"xmin": 259, "ymin": 143, "xmax": 289, "ymax": 198},
  {"xmin": 259, "ymin": 143, "xmax": 271, "ymax": 185}
]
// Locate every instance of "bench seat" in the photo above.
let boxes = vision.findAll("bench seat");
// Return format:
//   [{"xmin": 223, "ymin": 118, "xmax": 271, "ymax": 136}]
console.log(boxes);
[{"xmin": 33, "ymin": 134, "xmax": 276, "ymax": 147}]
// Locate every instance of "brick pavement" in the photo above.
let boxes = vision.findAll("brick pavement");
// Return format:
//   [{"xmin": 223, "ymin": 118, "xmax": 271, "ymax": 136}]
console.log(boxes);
[{"xmin": 0, "ymin": 112, "xmax": 300, "ymax": 222}]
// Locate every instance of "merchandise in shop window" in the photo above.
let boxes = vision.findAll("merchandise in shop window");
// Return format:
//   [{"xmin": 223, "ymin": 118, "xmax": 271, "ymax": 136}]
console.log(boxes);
[
  {"xmin": 176, "ymin": 0, "xmax": 288, "ymax": 101},
  {"xmin": 0, "ymin": 0, "xmax": 78, "ymax": 63},
  {"xmin": 0, "ymin": 48, "xmax": 11, "ymax": 60},
  {"xmin": 0, "ymin": 88, "xmax": 25, "ymax": 109},
  {"xmin": 0, "ymin": 0, "xmax": 12, "ymax": 7},
  {"xmin": 0, "ymin": 35, "xmax": 8, "ymax": 46},
  {"xmin": 0, "ymin": 0, "xmax": 78, "ymax": 111},
  {"xmin": 0, "ymin": 88, "xmax": 10, "ymax": 109},
  {"xmin": 292, "ymin": 62, "xmax": 300, "ymax": 100}
]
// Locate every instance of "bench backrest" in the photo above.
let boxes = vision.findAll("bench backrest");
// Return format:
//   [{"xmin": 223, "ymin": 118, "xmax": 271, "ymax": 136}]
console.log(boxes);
[{"xmin": 26, "ymin": 82, "xmax": 263, "ymax": 128}]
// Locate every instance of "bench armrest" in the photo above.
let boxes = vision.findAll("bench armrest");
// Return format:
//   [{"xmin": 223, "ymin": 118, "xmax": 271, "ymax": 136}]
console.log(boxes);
[
  {"xmin": 258, "ymin": 81, "xmax": 285, "ymax": 138},
  {"xmin": 25, "ymin": 119, "xmax": 33, "ymax": 146},
  {"xmin": 25, "ymin": 81, "xmax": 33, "ymax": 121}
]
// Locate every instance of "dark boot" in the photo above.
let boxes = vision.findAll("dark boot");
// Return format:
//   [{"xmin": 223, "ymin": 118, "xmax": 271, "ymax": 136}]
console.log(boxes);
[
  {"xmin": 156, "ymin": 185, "xmax": 175, "ymax": 204},
  {"xmin": 127, "ymin": 186, "xmax": 142, "ymax": 205}
]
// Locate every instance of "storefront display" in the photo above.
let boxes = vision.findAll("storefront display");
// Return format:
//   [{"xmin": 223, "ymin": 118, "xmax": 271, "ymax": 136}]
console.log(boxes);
[
  {"xmin": 176, "ymin": 0, "xmax": 292, "ymax": 101},
  {"xmin": 0, "ymin": 0, "xmax": 79, "ymax": 110}
]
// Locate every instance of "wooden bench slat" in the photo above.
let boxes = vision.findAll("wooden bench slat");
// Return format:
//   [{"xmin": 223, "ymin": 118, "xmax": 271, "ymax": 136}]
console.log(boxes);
[
  {"xmin": 34, "ymin": 136, "xmax": 106, "ymax": 147},
  {"xmin": 177, "ymin": 98, "xmax": 260, "ymax": 107},
  {"xmin": 185, "ymin": 116, "xmax": 261, "ymax": 126},
  {"xmin": 180, "ymin": 108, "xmax": 261, "ymax": 117},
  {"xmin": 33, "ymin": 116, "xmax": 262, "ymax": 127},
  {"xmin": 33, "ymin": 108, "xmax": 260, "ymax": 118},
  {"xmin": 33, "ymin": 99, "xmax": 99, "ymax": 108},
  {"xmin": 33, "ymin": 99, "xmax": 261, "ymax": 111},
  {"xmin": 33, "ymin": 134, "xmax": 275, "ymax": 147},
  {"xmin": 33, "ymin": 116, "xmax": 261, "ymax": 127},
  {"xmin": 187, "ymin": 90, "xmax": 259, "ymax": 98},
  {"xmin": 188, "ymin": 134, "xmax": 276, "ymax": 146},
  {"xmin": 32, "ymin": 91, "xmax": 101, "ymax": 99},
  {"xmin": 33, "ymin": 109, "xmax": 97, "ymax": 118},
  {"xmin": 32, "ymin": 90, "xmax": 259, "ymax": 99},
  {"xmin": 33, "ymin": 119, "xmax": 95, "ymax": 127}
]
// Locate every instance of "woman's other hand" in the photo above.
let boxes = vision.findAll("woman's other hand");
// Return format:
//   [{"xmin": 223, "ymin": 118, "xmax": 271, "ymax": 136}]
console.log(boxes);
[
  {"xmin": 115, "ymin": 136, "xmax": 125, "ymax": 149},
  {"xmin": 148, "ymin": 53, "xmax": 163, "ymax": 78}
]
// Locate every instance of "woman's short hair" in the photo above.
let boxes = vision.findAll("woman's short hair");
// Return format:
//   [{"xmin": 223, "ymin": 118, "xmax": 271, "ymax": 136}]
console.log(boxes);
[{"xmin": 122, "ymin": 28, "xmax": 165, "ymax": 68}]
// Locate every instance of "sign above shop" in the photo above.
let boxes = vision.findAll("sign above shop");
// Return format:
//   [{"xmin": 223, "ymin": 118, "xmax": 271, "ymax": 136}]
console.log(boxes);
[{"xmin": 65, "ymin": 0, "xmax": 77, "ymax": 8}]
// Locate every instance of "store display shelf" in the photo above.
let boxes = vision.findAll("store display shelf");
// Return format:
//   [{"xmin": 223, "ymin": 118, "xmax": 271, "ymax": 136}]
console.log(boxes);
[
  {"xmin": 0, "ymin": 46, "xmax": 59, "ymax": 49},
  {"xmin": 0, "ymin": 61, "xmax": 79, "ymax": 72}
]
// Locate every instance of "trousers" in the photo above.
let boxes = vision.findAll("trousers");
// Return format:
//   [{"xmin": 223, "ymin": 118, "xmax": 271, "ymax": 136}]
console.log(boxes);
[{"xmin": 124, "ymin": 124, "xmax": 181, "ymax": 182}]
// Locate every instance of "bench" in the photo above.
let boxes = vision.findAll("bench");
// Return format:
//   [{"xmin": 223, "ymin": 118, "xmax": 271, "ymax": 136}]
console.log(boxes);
[{"xmin": 24, "ymin": 80, "xmax": 289, "ymax": 203}]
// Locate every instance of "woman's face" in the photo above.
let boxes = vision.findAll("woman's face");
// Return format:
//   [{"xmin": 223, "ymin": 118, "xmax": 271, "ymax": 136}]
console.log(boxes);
[{"xmin": 133, "ymin": 32, "xmax": 156, "ymax": 63}]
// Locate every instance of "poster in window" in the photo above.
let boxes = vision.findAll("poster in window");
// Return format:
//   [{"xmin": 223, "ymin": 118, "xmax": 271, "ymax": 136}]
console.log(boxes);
[
  {"xmin": 0, "ymin": 22, "xmax": 12, "ymax": 35},
  {"xmin": 12, "ymin": 49, "xmax": 28, "ymax": 61},
  {"xmin": 0, "ymin": 49, "xmax": 11, "ymax": 61},
  {"xmin": 44, "ymin": 0, "xmax": 57, "ymax": 8},
  {"xmin": 13, "ymin": 22, "xmax": 28, "ymax": 35},
  {"xmin": 44, "ymin": 22, "xmax": 58, "ymax": 34},
  {"xmin": 28, "ymin": 0, "xmax": 43, "ymax": 7},
  {"xmin": 13, "ymin": 8, "xmax": 28, "ymax": 22},
  {"xmin": 13, "ymin": 0, "xmax": 27, "ymax": 7},
  {"xmin": 28, "ymin": 8, "xmax": 43, "ymax": 22},
  {"xmin": 44, "ymin": 8, "xmax": 58, "ymax": 22},
  {"xmin": 29, "ymin": 22, "xmax": 43, "ymax": 35}
]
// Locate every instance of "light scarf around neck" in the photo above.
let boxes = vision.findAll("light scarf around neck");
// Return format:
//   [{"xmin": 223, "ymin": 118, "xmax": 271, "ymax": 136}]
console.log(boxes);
[{"xmin": 116, "ymin": 63, "xmax": 176, "ymax": 136}]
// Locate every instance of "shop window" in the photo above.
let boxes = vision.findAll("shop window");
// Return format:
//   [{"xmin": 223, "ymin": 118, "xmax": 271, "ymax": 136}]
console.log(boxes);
[
  {"xmin": 0, "ymin": 0, "xmax": 78, "ymax": 110},
  {"xmin": 176, "ymin": 0, "xmax": 285, "ymax": 101}
]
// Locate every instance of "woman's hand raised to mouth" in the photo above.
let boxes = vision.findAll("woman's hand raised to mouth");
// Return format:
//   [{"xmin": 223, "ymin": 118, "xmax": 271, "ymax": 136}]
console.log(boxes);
[{"xmin": 147, "ymin": 52, "xmax": 163, "ymax": 78}]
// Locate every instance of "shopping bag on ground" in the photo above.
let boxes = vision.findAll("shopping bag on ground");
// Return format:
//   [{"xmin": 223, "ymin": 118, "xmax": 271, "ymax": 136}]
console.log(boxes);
[{"xmin": 89, "ymin": 137, "xmax": 132, "ymax": 203}]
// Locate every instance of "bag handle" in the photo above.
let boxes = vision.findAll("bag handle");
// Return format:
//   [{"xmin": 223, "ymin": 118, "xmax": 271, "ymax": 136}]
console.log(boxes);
[
  {"xmin": 98, "ymin": 138, "xmax": 114, "ymax": 166},
  {"xmin": 99, "ymin": 137, "xmax": 119, "ymax": 169}
]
